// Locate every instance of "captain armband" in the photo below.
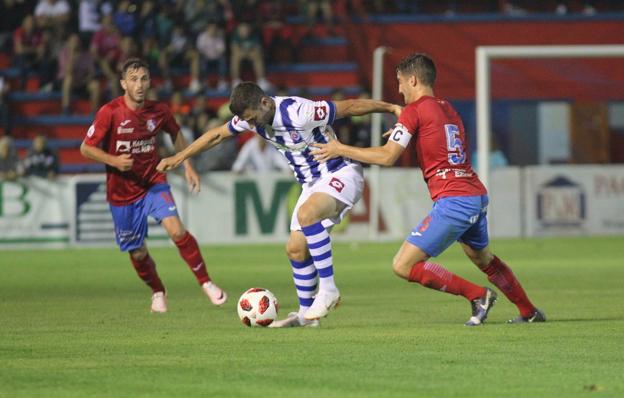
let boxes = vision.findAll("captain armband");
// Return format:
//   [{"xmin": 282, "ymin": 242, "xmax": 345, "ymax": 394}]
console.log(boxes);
[{"xmin": 389, "ymin": 123, "xmax": 413, "ymax": 148}]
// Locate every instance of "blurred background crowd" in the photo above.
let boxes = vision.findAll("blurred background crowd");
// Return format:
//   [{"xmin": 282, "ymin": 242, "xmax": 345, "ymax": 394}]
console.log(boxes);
[{"xmin": 1, "ymin": 0, "xmax": 623, "ymax": 179}]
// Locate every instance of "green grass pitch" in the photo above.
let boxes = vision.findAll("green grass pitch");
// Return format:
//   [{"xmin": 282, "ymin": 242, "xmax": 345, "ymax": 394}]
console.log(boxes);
[{"xmin": 1, "ymin": 237, "xmax": 623, "ymax": 397}]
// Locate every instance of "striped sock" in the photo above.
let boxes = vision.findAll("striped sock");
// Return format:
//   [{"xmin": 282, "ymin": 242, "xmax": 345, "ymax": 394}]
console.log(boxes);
[
  {"xmin": 301, "ymin": 222, "xmax": 337, "ymax": 292},
  {"xmin": 290, "ymin": 257, "xmax": 318, "ymax": 315}
]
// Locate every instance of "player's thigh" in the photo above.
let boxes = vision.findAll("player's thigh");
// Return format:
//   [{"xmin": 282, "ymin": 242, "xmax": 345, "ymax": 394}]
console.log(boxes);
[
  {"xmin": 392, "ymin": 240, "xmax": 430, "ymax": 278},
  {"xmin": 411, "ymin": 196, "xmax": 486, "ymax": 258},
  {"xmin": 297, "ymin": 192, "xmax": 344, "ymax": 225},
  {"xmin": 109, "ymin": 201, "xmax": 148, "ymax": 252},
  {"xmin": 457, "ymin": 195, "xmax": 490, "ymax": 263},
  {"xmin": 406, "ymin": 209, "xmax": 459, "ymax": 259},
  {"xmin": 286, "ymin": 230, "xmax": 309, "ymax": 261},
  {"xmin": 297, "ymin": 164, "xmax": 364, "ymax": 227},
  {"xmin": 145, "ymin": 184, "xmax": 185, "ymax": 240}
]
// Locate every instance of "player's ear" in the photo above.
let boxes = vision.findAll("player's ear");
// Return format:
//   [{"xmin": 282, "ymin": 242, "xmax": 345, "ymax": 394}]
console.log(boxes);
[{"xmin": 120, "ymin": 78, "xmax": 126, "ymax": 91}]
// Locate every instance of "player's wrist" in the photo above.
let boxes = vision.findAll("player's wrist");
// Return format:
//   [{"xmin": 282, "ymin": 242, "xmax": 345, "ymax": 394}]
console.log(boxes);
[
  {"xmin": 174, "ymin": 153, "xmax": 185, "ymax": 165},
  {"xmin": 335, "ymin": 140, "xmax": 346, "ymax": 156},
  {"xmin": 183, "ymin": 160, "xmax": 195, "ymax": 172}
]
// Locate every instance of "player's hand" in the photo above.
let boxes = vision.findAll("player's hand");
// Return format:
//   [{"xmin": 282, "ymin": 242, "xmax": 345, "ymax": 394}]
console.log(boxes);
[
  {"xmin": 156, "ymin": 155, "xmax": 183, "ymax": 172},
  {"xmin": 311, "ymin": 137, "xmax": 342, "ymax": 163},
  {"xmin": 390, "ymin": 104, "xmax": 403, "ymax": 118},
  {"xmin": 114, "ymin": 154, "xmax": 133, "ymax": 171},
  {"xmin": 382, "ymin": 128, "xmax": 393, "ymax": 139},
  {"xmin": 184, "ymin": 165, "xmax": 201, "ymax": 195}
]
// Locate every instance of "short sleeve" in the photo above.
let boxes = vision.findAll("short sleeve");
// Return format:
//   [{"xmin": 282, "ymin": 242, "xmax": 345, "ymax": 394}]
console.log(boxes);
[
  {"xmin": 298, "ymin": 99, "xmax": 336, "ymax": 131},
  {"xmin": 397, "ymin": 104, "xmax": 419, "ymax": 134},
  {"xmin": 83, "ymin": 106, "xmax": 112, "ymax": 146}
]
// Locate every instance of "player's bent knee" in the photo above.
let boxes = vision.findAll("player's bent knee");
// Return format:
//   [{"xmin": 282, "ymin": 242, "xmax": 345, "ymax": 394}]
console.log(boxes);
[
  {"xmin": 466, "ymin": 249, "xmax": 493, "ymax": 269},
  {"xmin": 391, "ymin": 258, "xmax": 411, "ymax": 279},
  {"xmin": 170, "ymin": 230, "xmax": 186, "ymax": 242},
  {"xmin": 285, "ymin": 240, "xmax": 307, "ymax": 262},
  {"xmin": 129, "ymin": 246, "xmax": 148, "ymax": 261},
  {"xmin": 296, "ymin": 206, "xmax": 315, "ymax": 227}
]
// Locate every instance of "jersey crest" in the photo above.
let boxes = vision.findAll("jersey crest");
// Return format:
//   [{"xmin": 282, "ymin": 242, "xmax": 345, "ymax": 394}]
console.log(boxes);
[{"xmin": 146, "ymin": 119, "xmax": 156, "ymax": 132}]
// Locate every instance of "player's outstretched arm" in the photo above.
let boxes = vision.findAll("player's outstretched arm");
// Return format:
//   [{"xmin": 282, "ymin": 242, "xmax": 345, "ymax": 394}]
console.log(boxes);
[
  {"xmin": 333, "ymin": 99, "xmax": 402, "ymax": 119},
  {"xmin": 80, "ymin": 142, "xmax": 133, "ymax": 171},
  {"xmin": 172, "ymin": 131, "xmax": 201, "ymax": 194},
  {"xmin": 312, "ymin": 131, "xmax": 405, "ymax": 167},
  {"xmin": 157, "ymin": 122, "xmax": 234, "ymax": 172}
]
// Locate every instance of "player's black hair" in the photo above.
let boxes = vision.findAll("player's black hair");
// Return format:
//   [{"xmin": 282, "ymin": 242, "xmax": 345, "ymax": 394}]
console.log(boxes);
[
  {"xmin": 120, "ymin": 58, "xmax": 150, "ymax": 79},
  {"xmin": 229, "ymin": 81, "xmax": 266, "ymax": 116},
  {"xmin": 396, "ymin": 53, "xmax": 436, "ymax": 86}
]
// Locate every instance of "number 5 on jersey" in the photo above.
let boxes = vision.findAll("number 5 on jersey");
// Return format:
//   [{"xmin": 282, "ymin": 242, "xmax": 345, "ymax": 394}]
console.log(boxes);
[{"xmin": 444, "ymin": 124, "xmax": 466, "ymax": 165}]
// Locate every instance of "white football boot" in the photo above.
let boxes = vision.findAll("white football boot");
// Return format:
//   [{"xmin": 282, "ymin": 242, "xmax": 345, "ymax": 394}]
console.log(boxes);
[
  {"xmin": 269, "ymin": 312, "xmax": 320, "ymax": 328},
  {"xmin": 304, "ymin": 289, "xmax": 340, "ymax": 320},
  {"xmin": 151, "ymin": 291, "xmax": 167, "ymax": 313},
  {"xmin": 202, "ymin": 281, "xmax": 228, "ymax": 306}
]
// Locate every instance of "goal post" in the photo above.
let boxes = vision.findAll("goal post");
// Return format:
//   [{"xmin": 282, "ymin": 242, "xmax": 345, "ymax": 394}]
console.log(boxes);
[
  {"xmin": 475, "ymin": 44, "xmax": 624, "ymax": 191},
  {"xmin": 369, "ymin": 46, "xmax": 387, "ymax": 240}
]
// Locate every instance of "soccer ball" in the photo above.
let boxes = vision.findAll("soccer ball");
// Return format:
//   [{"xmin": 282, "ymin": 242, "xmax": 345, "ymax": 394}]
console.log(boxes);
[{"xmin": 237, "ymin": 288, "xmax": 279, "ymax": 327}]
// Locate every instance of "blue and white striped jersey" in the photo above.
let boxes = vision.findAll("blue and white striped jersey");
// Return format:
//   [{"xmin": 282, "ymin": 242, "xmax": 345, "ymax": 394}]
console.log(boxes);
[{"xmin": 227, "ymin": 96, "xmax": 352, "ymax": 184}]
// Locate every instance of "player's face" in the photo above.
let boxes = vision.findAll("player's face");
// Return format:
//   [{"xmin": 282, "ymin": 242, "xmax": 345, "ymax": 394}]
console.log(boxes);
[
  {"xmin": 121, "ymin": 67, "xmax": 151, "ymax": 104},
  {"xmin": 241, "ymin": 97, "xmax": 275, "ymax": 128},
  {"xmin": 397, "ymin": 71, "xmax": 415, "ymax": 104}
]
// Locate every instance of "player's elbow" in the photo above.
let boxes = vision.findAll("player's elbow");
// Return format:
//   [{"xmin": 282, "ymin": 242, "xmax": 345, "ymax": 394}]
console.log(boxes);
[
  {"xmin": 80, "ymin": 142, "xmax": 90, "ymax": 158},
  {"xmin": 379, "ymin": 157, "xmax": 394, "ymax": 167},
  {"xmin": 378, "ymin": 145, "xmax": 403, "ymax": 167}
]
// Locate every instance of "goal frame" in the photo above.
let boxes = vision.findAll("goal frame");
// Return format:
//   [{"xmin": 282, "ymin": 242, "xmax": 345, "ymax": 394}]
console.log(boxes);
[{"xmin": 475, "ymin": 44, "xmax": 624, "ymax": 190}]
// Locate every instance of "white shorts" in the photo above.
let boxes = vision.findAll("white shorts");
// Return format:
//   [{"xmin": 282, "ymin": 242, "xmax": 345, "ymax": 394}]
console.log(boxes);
[{"xmin": 290, "ymin": 163, "xmax": 364, "ymax": 231}]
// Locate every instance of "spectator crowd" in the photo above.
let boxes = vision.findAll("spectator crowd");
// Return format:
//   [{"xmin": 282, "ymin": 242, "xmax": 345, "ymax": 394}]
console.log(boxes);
[
  {"xmin": 0, "ymin": 0, "xmax": 622, "ymax": 179},
  {"xmin": 0, "ymin": 134, "xmax": 59, "ymax": 181}
]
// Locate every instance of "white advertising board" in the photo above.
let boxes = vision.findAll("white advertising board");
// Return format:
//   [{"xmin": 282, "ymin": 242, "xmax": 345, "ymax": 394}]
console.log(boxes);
[
  {"xmin": 524, "ymin": 165, "xmax": 624, "ymax": 236},
  {"xmin": 1, "ymin": 166, "xmax": 622, "ymax": 249}
]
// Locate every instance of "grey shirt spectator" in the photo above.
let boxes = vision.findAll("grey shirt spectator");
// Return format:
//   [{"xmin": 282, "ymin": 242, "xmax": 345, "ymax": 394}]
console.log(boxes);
[{"xmin": 22, "ymin": 134, "xmax": 59, "ymax": 178}]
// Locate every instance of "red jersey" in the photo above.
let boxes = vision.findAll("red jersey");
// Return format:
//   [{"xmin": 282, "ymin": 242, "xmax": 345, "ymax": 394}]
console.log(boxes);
[
  {"xmin": 396, "ymin": 96, "xmax": 486, "ymax": 201},
  {"xmin": 83, "ymin": 97, "xmax": 180, "ymax": 206}
]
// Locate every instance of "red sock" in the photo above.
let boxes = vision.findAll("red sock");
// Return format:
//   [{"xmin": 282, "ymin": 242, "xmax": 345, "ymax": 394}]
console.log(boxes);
[
  {"xmin": 130, "ymin": 253, "xmax": 165, "ymax": 293},
  {"xmin": 482, "ymin": 256, "xmax": 536, "ymax": 317},
  {"xmin": 408, "ymin": 261, "xmax": 485, "ymax": 301},
  {"xmin": 174, "ymin": 231, "xmax": 210, "ymax": 285}
]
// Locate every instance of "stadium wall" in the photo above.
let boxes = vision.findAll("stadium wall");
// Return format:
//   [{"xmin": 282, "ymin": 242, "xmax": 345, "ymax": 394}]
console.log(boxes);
[
  {"xmin": 344, "ymin": 19, "xmax": 624, "ymax": 102},
  {"xmin": 1, "ymin": 166, "xmax": 623, "ymax": 249}
]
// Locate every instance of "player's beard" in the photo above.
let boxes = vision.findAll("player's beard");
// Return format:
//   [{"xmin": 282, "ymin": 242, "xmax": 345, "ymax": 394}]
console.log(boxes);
[
  {"xmin": 260, "ymin": 103, "xmax": 276, "ymax": 127},
  {"xmin": 129, "ymin": 89, "xmax": 145, "ymax": 105}
]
